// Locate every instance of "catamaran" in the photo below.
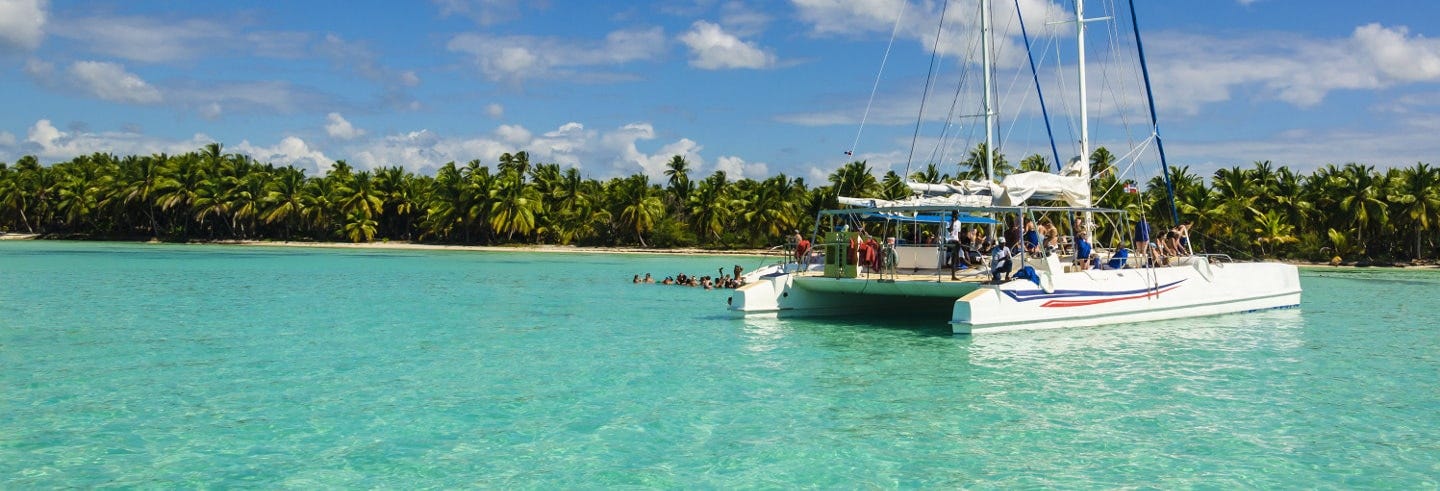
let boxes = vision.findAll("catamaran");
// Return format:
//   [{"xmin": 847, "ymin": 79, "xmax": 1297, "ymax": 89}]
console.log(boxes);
[{"xmin": 728, "ymin": 0, "xmax": 1301, "ymax": 334}]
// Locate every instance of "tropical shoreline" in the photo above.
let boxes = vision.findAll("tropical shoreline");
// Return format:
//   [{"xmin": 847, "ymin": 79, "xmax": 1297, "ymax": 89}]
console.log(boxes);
[
  {"xmin": 7, "ymin": 234, "xmax": 1439, "ymax": 269},
  {"xmin": 216, "ymin": 239, "xmax": 777, "ymax": 257}
]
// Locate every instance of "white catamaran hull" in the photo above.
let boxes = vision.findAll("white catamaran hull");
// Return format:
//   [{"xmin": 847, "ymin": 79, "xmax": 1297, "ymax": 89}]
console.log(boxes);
[
  {"xmin": 730, "ymin": 257, "xmax": 1301, "ymax": 334},
  {"xmin": 729, "ymin": 268, "xmax": 979, "ymax": 317},
  {"xmin": 952, "ymin": 260, "xmax": 1301, "ymax": 334}
]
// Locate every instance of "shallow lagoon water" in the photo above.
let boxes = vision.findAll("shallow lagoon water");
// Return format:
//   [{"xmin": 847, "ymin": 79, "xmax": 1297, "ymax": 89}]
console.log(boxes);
[{"xmin": 2, "ymin": 242, "xmax": 1438, "ymax": 487}]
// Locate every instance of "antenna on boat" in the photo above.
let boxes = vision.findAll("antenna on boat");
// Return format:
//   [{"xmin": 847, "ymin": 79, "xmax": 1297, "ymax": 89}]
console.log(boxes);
[{"xmin": 981, "ymin": 0, "xmax": 996, "ymax": 183}]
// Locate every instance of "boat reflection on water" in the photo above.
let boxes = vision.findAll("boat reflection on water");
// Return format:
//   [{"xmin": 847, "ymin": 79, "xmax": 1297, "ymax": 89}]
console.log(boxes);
[{"xmin": 965, "ymin": 308, "xmax": 1305, "ymax": 367}]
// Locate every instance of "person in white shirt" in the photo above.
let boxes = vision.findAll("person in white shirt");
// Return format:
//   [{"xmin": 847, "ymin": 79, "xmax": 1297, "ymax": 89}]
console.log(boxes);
[
  {"xmin": 947, "ymin": 211, "xmax": 964, "ymax": 279},
  {"xmin": 990, "ymin": 237, "xmax": 1013, "ymax": 284}
]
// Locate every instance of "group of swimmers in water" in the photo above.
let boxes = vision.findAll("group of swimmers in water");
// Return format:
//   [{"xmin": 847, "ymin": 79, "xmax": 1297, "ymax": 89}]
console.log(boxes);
[{"xmin": 632, "ymin": 265, "xmax": 746, "ymax": 290}]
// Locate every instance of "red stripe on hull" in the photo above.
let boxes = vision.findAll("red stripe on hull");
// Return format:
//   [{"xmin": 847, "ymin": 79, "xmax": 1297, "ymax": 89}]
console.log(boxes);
[{"xmin": 1039, "ymin": 285, "xmax": 1182, "ymax": 308}]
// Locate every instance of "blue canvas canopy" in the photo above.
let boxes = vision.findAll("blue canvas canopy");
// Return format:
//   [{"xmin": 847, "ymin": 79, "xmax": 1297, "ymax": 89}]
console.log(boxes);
[{"xmin": 859, "ymin": 212, "xmax": 996, "ymax": 225}]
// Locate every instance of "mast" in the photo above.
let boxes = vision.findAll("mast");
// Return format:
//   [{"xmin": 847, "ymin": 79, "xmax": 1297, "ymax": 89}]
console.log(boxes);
[
  {"xmin": 1128, "ymin": 0, "xmax": 1180, "ymax": 226},
  {"xmin": 1075, "ymin": 0, "xmax": 1090, "ymax": 183},
  {"xmin": 981, "ymin": 0, "xmax": 996, "ymax": 182}
]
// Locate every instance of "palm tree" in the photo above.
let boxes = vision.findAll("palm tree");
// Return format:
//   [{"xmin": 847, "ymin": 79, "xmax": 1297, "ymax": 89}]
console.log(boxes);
[
  {"xmin": 961, "ymin": 142, "xmax": 1010, "ymax": 180},
  {"xmin": 1252, "ymin": 209, "xmax": 1298, "ymax": 258},
  {"xmin": 909, "ymin": 163, "xmax": 943, "ymax": 184},
  {"xmin": 1336, "ymin": 163, "xmax": 1387, "ymax": 257},
  {"xmin": 663, "ymin": 155, "xmax": 692, "ymax": 208},
  {"xmin": 688, "ymin": 171, "xmax": 731, "ymax": 243},
  {"xmin": 880, "ymin": 170, "xmax": 909, "ymax": 201},
  {"xmin": 116, "ymin": 154, "xmax": 166, "ymax": 237},
  {"xmin": 262, "ymin": 166, "xmax": 309, "ymax": 240},
  {"xmin": 155, "ymin": 153, "xmax": 208, "ymax": 239},
  {"xmin": 1018, "ymin": 154, "xmax": 1050, "ymax": 173},
  {"xmin": 828, "ymin": 160, "xmax": 879, "ymax": 198},
  {"xmin": 740, "ymin": 174, "xmax": 799, "ymax": 245},
  {"xmin": 489, "ymin": 171, "xmax": 541, "ymax": 241},
  {"xmin": 613, "ymin": 174, "xmax": 663, "ymax": 246},
  {"xmin": 1388, "ymin": 162, "xmax": 1440, "ymax": 259},
  {"xmin": 343, "ymin": 207, "xmax": 378, "ymax": 243}
]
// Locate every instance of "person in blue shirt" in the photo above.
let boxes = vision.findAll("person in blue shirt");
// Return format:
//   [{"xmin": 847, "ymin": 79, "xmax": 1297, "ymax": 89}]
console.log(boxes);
[
  {"xmin": 1074, "ymin": 229, "xmax": 1093, "ymax": 270},
  {"xmin": 1133, "ymin": 218, "xmax": 1151, "ymax": 257},
  {"xmin": 1022, "ymin": 220, "xmax": 1041, "ymax": 255}
]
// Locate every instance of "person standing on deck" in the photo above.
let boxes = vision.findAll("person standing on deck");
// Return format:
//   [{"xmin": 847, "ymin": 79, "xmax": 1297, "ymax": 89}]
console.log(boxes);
[
  {"xmin": 948, "ymin": 211, "xmax": 964, "ymax": 280},
  {"xmin": 1134, "ymin": 218, "xmax": 1151, "ymax": 258},
  {"xmin": 1075, "ymin": 229, "xmax": 1093, "ymax": 270}
]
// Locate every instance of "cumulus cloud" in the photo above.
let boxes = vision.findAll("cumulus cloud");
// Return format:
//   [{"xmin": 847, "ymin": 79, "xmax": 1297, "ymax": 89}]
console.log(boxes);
[
  {"xmin": 324, "ymin": 112, "xmax": 365, "ymax": 140},
  {"xmin": 679, "ymin": 21, "xmax": 776, "ymax": 70},
  {"xmin": 343, "ymin": 121, "xmax": 708, "ymax": 179},
  {"xmin": 714, "ymin": 155, "xmax": 768, "ymax": 179},
  {"xmin": 446, "ymin": 27, "xmax": 666, "ymax": 82},
  {"xmin": 0, "ymin": 131, "xmax": 16, "ymax": 147},
  {"xmin": 0, "ymin": 0, "xmax": 47, "ymax": 51},
  {"xmin": 1147, "ymin": 23, "xmax": 1440, "ymax": 113},
  {"xmin": 68, "ymin": 61, "xmax": 163, "ymax": 104},
  {"xmin": 235, "ymin": 136, "xmax": 333, "ymax": 175},
  {"xmin": 485, "ymin": 103, "xmax": 505, "ymax": 118},
  {"xmin": 1353, "ymin": 23, "xmax": 1440, "ymax": 82},
  {"xmin": 17, "ymin": 119, "xmax": 215, "ymax": 160}
]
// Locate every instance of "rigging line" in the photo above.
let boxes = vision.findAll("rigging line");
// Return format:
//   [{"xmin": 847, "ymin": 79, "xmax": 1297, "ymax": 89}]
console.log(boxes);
[
  {"xmin": 905, "ymin": 0, "xmax": 954, "ymax": 180},
  {"xmin": 932, "ymin": 3, "xmax": 984, "ymax": 180},
  {"xmin": 1015, "ymin": 0, "xmax": 1064, "ymax": 172},
  {"xmin": 852, "ymin": 0, "xmax": 909, "ymax": 160}
]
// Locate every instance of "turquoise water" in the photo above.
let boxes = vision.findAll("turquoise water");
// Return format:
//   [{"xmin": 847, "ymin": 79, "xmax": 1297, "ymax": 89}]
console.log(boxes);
[{"xmin": 2, "ymin": 242, "xmax": 1438, "ymax": 488}]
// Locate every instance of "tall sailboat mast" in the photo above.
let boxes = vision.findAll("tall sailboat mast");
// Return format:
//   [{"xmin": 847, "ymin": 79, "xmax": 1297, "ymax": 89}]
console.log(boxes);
[
  {"xmin": 1075, "ymin": 0, "xmax": 1090, "ymax": 182},
  {"xmin": 981, "ymin": 0, "xmax": 996, "ymax": 182}
]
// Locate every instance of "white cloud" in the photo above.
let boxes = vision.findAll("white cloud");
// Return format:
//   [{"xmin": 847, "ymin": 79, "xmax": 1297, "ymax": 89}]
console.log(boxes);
[
  {"xmin": 0, "ymin": 0, "xmax": 46, "ymax": 51},
  {"xmin": 679, "ymin": 21, "xmax": 776, "ymax": 70},
  {"xmin": 0, "ymin": 131, "xmax": 15, "ymax": 147},
  {"xmin": 68, "ymin": 61, "xmax": 163, "ymax": 104},
  {"xmin": 434, "ymin": 0, "xmax": 521, "ymax": 26},
  {"xmin": 167, "ymin": 80, "xmax": 329, "ymax": 115},
  {"xmin": 1353, "ymin": 23, "xmax": 1440, "ymax": 83},
  {"xmin": 1146, "ymin": 23, "xmax": 1440, "ymax": 113},
  {"xmin": 714, "ymin": 155, "xmax": 768, "ymax": 179},
  {"xmin": 234, "ymin": 136, "xmax": 333, "ymax": 175},
  {"xmin": 446, "ymin": 27, "xmax": 666, "ymax": 82},
  {"xmin": 494, "ymin": 124, "xmax": 530, "ymax": 145},
  {"xmin": 344, "ymin": 121, "xmax": 708, "ymax": 179},
  {"xmin": 23, "ymin": 57, "xmax": 53, "ymax": 77},
  {"xmin": 199, "ymin": 102, "xmax": 223, "ymax": 120},
  {"xmin": 485, "ymin": 103, "xmax": 505, "ymax": 118},
  {"xmin": 52, "ymin": 15, "xmax": 309, "ymax": 63},
  {"xmin": 55, "ymin": 16, "xmax": 220, "ymax": 63},
  {"xmin": 27, "ymin": 119, "xmax": 63, "ymax": 152},
  {"xmin": 324, "ymin": 112, "xmax": 365, "ymax": 140},
  {"xmin": 18, "ymin": 119, "xmax": 215, "ymax": 160}
]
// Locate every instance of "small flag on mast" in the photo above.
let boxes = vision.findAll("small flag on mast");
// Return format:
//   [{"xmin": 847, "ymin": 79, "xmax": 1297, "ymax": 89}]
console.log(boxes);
[
  {"xmin": 1123, "ymin": 182, "xmax": 1139, "ymax": 194},
  {"xmin": 844, "ymin": 150, "xmax": 853, "ymax": 156}
]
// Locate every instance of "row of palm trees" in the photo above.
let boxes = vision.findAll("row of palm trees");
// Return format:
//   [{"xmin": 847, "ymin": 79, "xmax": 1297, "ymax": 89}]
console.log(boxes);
[{"xmin": 1, "ymin": 142, "xmax": 1437, "ymax": 262}]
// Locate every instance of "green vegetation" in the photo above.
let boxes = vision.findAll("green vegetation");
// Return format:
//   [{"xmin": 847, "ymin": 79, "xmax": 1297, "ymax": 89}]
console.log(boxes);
[{"xmin": 1, "ymin": 142, "xmax": 1437, "ymax": 263}]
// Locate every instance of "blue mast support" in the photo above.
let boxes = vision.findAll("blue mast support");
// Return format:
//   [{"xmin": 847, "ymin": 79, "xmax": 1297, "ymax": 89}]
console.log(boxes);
[
  {"xmin": 1127, "ymin": 0, "xmax": 1179, "ymax": 226},
  {"xmin": 1015, "ymin": 0, "xmax": 1063, "ymax": 172}
]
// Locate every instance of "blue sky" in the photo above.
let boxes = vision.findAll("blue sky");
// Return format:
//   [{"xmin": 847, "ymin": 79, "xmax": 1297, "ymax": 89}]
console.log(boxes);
[{"xmin": 3, "ymin": 0, "xmax": 1440, "ymax": 184}]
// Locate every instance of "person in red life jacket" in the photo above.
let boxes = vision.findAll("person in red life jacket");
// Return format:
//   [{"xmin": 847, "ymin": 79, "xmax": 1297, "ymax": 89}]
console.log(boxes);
[{"xmin": 793, "ymin": 231, "xmax": 811, "ymax": 264}]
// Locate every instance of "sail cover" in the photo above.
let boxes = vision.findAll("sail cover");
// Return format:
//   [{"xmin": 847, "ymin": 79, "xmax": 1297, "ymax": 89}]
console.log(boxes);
[{"xmin": 998, "ymin": 171, "xmax": 1091, "ymax": 207}]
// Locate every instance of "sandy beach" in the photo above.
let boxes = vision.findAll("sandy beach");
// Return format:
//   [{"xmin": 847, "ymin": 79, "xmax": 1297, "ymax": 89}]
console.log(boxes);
[{"xmin": 217, "ymin": 239, "xmax": 778, "ymax": 258}]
